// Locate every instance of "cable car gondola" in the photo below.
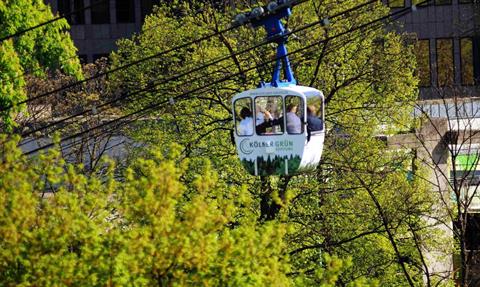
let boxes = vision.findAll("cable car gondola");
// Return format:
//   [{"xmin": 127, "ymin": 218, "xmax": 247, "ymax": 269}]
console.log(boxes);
[{"xmin": 232, "ymin": 1, "xmax": 325, "ymax": 176}]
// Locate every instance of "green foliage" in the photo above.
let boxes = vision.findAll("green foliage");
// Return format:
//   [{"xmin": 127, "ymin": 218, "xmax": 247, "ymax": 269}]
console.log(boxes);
[
  {"xmin": 102, "ymin": 0, "xmax": 442, "ymax": 285},
  {"xmin": 0, "ymin": 136, "xmax": 368, "ymax": 286},
  {"xmin": 0, "ymin": 41, "xmax": 24, "ymax": 128},
  {"xmin": 0, "ymin": 0, "xmax": 82, "ymax": 128},
  {"xmin": 287, "ymin": 136, "xmax": 437, "ymax": 286},
  {"xmin": 0, "ymin": 137, "xmax": 289, "ymax": 285},
  {"xmin": 0, "ymin": 0, "xmax": 448, "ymax": 285}
]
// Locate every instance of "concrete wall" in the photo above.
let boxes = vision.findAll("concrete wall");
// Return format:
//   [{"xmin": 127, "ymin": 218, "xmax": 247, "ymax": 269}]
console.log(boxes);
[
  {"xmin": 44, "ymin": 0, "xmax": 149, "ymax": 62},
  {"xmin": 389, "ymin": 0, "xmax": 480, "ymax": 99}
]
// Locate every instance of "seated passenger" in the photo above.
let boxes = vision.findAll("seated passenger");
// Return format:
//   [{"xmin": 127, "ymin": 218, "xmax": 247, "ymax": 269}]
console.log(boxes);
[
  {"xmin": 255, "ymin": 109, "xmax": 274, "ymax": 135},
  {"xmin": 286, "ymin": 104, "xmax": 301, "ymax": 134},
  {"xmin": 238, "ymin": 107, "xmax": 253, "ymax": 136},
  {"xmin": 307, "ymin": 105, "xmax": 323, "ymax": 132},
  {"xmin": 255, "ymin": 105, "xmax": 269, "ymax": 126}
]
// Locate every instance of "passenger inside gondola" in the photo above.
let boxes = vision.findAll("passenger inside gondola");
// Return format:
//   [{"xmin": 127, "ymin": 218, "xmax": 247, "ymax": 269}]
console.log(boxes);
[
  {"xmin": 306, "ymin": 105, "xmax": 323, "ymax": 132},
  {"xmin": 286, "ymin": 103, "xmax": 301, "ymax": 134},
  {"xmin": 255, "ymin": 96, "xmax": 283, "ymax": 135},
  {"xmin": 238, "ymin": 107, "xmax": 254, "ymax": 136},
  {"xmin": 256, "ymin": 96, "xmax": 305, "ymax": 135}
]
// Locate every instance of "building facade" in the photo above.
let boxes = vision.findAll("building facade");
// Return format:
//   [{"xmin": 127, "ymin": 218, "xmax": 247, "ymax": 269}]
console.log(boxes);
[
  {"xmin": 389, "ymin": 0, "xmax": 479, "ymax": 98},
  {"xmin": 389, "ymin": 0, "xmax": 480, "ymax": 284},
  {"xmin": 44, "ymin": 0, "xmax": 161, "ymax": 63},
  {"xmin": 45, "ymin": 1, "xmax": 479, "ymax": 86}
]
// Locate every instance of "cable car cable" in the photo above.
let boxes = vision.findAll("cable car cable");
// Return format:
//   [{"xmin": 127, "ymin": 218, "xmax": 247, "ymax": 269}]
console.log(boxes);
[
  {"xmin": 17, "ymin": 0, "xmax": 384, "ymax": 140},
  {"xmin": 57, "ymin": 1, "xmax": 432, "ymax": 171},
  {"xmin": 18, "ymin": 60, "xmax": 239, "ymax": 147},
  {"xmin": 0, "ymin": 0, "xmax": 313, "ymax": 114},
  {"xmin": 22, "ymin": 31, "xmax": 351, "ymax": 152},
  {"xmin": 22, "ymin": 1, "xmax": 431, "ymax": 156},
  {"xmin": 43, "ymin": 29, "xmax": 378, "ymax": 157},
  {"xmin": 22, "ymin": 1, "xmax": 430, "ymax": 154}
]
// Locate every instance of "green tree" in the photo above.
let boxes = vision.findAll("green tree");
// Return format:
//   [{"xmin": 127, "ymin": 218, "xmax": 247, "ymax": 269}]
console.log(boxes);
[
  {"xmin": 0, "ymin": 0, "xmax": 440, "ymax": 285},
  {"xmin": 109, "ymin": 0, "xmax": 441, "ymax": 285},
  {"xmin": 0, "ymin": 135, "xmax": 371, "ymax": 286},
  {"xmin": 0, "ymin": 0, "xmax": 82, "ymax": 128}
]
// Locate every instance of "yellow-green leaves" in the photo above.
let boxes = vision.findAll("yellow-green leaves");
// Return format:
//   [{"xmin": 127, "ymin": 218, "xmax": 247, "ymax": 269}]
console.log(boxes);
[
  {"xmin": 0, "ymin": 40, "xmax": 24, "ymax": 129},
  {"xmin": 0, "ymin": 0, "xmax": 83, "ymax": 129},
  {"xmin": 0, "ymin": 139, "xmax": 294, "ymax": 286}
]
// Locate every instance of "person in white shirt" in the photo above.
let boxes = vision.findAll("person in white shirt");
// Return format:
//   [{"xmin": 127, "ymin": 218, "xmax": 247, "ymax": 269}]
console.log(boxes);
[{"xmin": 238, "ymin": 107, "xmax": 254, "ymax": 136}]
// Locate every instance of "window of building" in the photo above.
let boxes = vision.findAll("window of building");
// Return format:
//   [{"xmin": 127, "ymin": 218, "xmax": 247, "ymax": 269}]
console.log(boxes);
[
  {"xmin": 141, "ymin": 0, "xmax": 160, "ymax": 21},
  {"xmin": 466, "ymin": 214, "xmax": 480, "ymax": 250},
  {"xmin": 475, "ymin": 37, "xmax": 480, "ymax": 85},
  {"xmin": 415, "ymin": 39, "xmax": 431, "ymax": 87},
  {"xmin": 58, "ymin": 0, "xmax": 85, "ymax": 25},
  {"xmin": 91, "ymin": 0, "xmax": 110, "ymax": 24},
  {"xmin": 72, "ymin": 0, "xmax": 85, "ymax": 24},
  {"xmin": 388, "ymin": 0, "xmax": 404, "ymax": 7},
  {"xmin": 436, "ymin": 38, "xmax": 454, "ymax": 86},
  {"xmin": 434, "ymin": 0, "xmax": 452, "ymax": 4},
  {"xmin": 116, "ymin": 0, "xmax": 135, "ymax": 23},
  {"xmin": 412, "ymin": 0, "xmax": 428, "ymax": 6},
  {"xmin": 461, "ymin": 38, "xmax": 475, "ymax": 86}
]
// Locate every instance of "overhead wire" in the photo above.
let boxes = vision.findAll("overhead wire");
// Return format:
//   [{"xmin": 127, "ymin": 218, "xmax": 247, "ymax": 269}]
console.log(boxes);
[
  {"xmin": 18, "ymin": 0, "xmax": 379, "ymax": 140},
  {"xmin": 18, "ymin": 60, "xmax": 239, "ymax": 147},
  {"xmin": 52, "ymin": 29, "xmax": 371, "ymax": 158},
  {"xmin": 23, "ymin": 0, "xmax": 431, "ymax": 156},
  {"xmin": 54, "ymin": 13, "xmax": 419, "ymax": 161},
  {"xmin": 1, "ymin": 0, "xmax": 313, "ymax": 114},
  {"xmin": 22, "ymin": 0, "xmax": 428, "ymax": 155}
]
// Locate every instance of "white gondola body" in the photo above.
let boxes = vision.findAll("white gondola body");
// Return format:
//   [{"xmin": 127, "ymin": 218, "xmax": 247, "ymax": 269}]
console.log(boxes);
[{"xmin": 232, "ymin": 85, "xmax": 325, "ymax": 176}]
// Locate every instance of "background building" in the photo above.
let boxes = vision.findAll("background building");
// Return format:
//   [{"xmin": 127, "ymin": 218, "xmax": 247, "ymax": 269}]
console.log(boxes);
[
  {"xmin": 388, "ymin": 0, "xmax": 480, "ymax": 283},
  {"xmin": 389, "ymin": 0, "xmax": 479, "ymax": 99},
  {"xmin": 44, "ymin": 0, "xmax": 161, "ymax": 63}
]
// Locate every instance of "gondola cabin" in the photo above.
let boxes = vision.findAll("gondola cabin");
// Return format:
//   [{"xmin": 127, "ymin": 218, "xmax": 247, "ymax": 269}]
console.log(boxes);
[
  {"xmin": 231, "ymin": 0, "xmax": 325, "ymax": 175},
  {"xmin": 232, "ymin": 85, "xmax": 325, "ymax": 176}
]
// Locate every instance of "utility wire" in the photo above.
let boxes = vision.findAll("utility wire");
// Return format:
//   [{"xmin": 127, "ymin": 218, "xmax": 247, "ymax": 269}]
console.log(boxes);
[
  {"xmin": 19, "ymin": 60, "xmax": 239, "ymax": 147},
  {"xmin": 2, "ymin": 25, "xmax": 237, "ymax": 113},
  {"xmin": 23, "ymin": 26, "xmax": 360, "ymax": 150},
  {"xmin": 0, "ymin": 0, "xmax": 312, "ymax": 114},
  {"xmin": 19, "ymin": 0, "xmax": 378, "ymax": 140},
  {"xmin": 24, "ymin": 0, "xmax": 426, "ymax": 155},
  {"xmin": 18, "ymin": 0, "xmax": 381, "ymax": 141},
  {"xmin": 57, "ymin": 29, "xmax": 385, "ymax": 160},
  {"xmin": 23, "ymin": 0, "xmax": 430, "ymax": 156},
  {"xmin": 55, "ymin": 5, "xmax": 428, "ymax": 159},
  {"xmin": 0, "ymin": 0, "xmax": 110, "ymax": 43},
  {"xmin": 81, "ymin": 13, "xmax": 398, "ymax": 145}
]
